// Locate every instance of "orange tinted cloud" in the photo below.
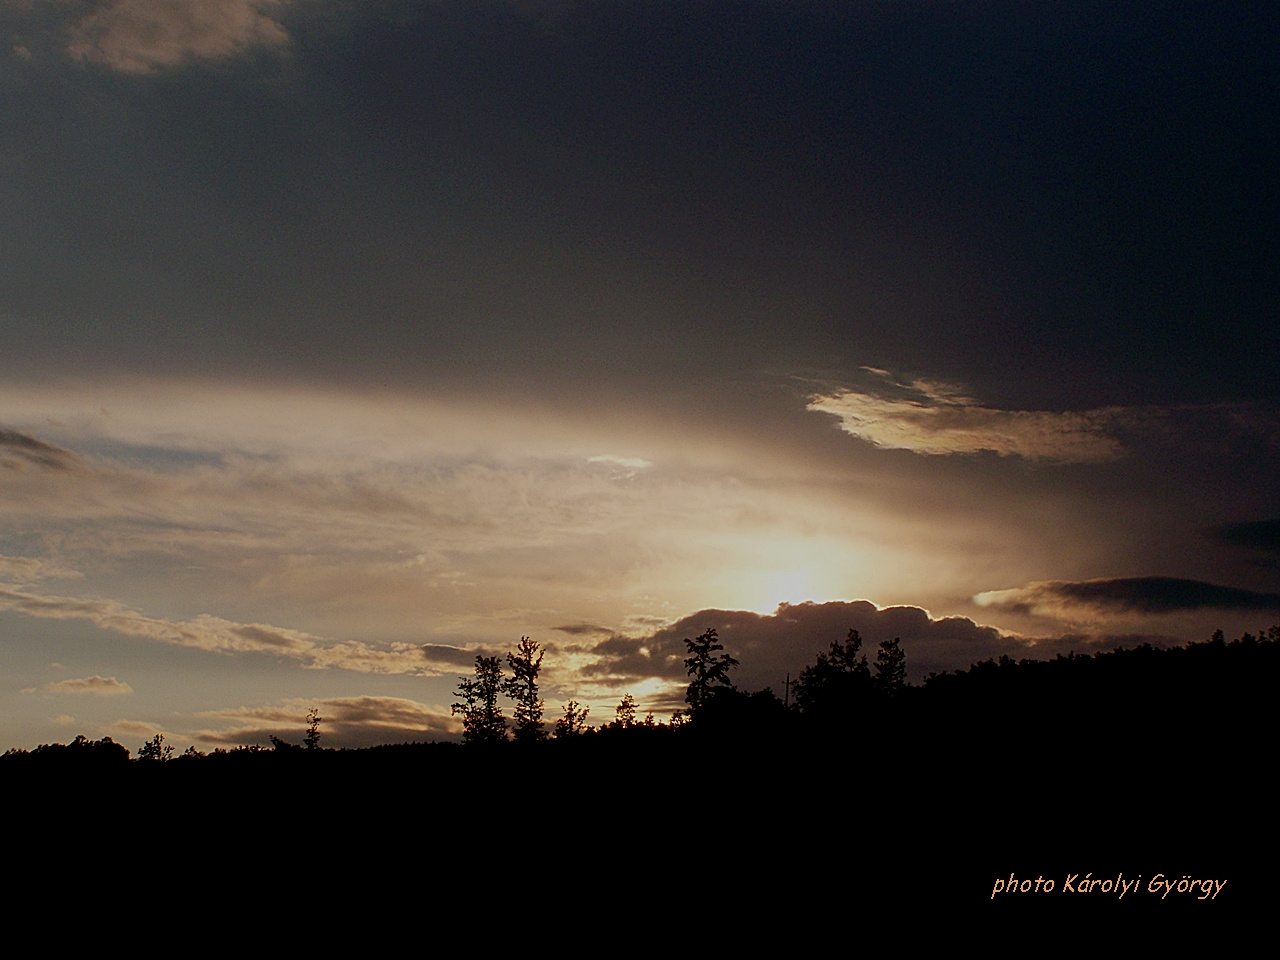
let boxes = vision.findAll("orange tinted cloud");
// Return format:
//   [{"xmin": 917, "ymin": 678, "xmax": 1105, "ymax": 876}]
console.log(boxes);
[
  {"xmin": 44, "ymin": 675, "xmax": 133, "ymax": 696},
  {"xmin": 67, "ymin": 0, "xmax": 289, "ymax": 74},
  {"xmin": 808, "ymin": 372, "xmax": 1127, "ymax": 463}
]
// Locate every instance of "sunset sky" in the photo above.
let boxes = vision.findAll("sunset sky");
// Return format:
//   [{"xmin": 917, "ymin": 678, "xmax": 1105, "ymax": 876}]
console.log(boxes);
[{"xmin": 2, "ymin": 0, "xmax": 1277, "ymax": 751}]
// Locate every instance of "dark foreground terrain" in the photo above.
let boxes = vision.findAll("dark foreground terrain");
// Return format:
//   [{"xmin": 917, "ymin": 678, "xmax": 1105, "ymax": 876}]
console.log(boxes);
[{"xmin": 6, "ymin": 633, "xmax": 1272, "ymax": 936}]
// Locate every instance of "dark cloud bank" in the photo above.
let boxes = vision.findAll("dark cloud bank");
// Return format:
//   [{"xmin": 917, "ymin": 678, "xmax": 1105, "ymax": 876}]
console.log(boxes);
[
  {"xmin": 4, "ymin": 1, "xmax": 1277, "ymax": 410},
  {"xmin": 580, "ymin": 600, "xmax": 1174, "ymax": 698},
  {"xmin": 1214, "ymin": 519, "xmax": 1280, "ymax": 559},
  {"xmin": 585, "ymin": 571, "xmax": 1280, "ymax": 697},
  {"xmin": 980, "ymin": 577, "xmax": 1280, "ymax": 616}
]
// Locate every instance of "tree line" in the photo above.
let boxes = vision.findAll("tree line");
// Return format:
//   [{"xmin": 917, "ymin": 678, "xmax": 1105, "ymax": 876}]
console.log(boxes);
[
  {"xmin": 4, "ymin": 624, "xmax": 1276, "ymax": 762},
  {"xmin": 447, "ymin": 626, "xmax": 911, "ymax": 744}
]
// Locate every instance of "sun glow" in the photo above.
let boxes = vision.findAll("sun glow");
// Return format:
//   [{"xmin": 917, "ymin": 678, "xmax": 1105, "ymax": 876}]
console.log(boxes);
[
  {"xmin": 706, "ymin": 536, "xmax": 867, "ymax": 615},
  {"xmin": 758, "ymin": 567, "xmax": 827, "ymax": 611}
]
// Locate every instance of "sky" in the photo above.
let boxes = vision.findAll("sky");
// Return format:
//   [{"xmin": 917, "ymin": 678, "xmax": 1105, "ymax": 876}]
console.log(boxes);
[{"xmin": 2, "ymin": 0, "xmax": 1278, "ymax": 751}]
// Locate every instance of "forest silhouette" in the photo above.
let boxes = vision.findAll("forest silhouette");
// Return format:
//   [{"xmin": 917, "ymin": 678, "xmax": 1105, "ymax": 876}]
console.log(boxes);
[{"xmin": 6, "ymin": 626, "xmax": 1272, "ymax": 918}]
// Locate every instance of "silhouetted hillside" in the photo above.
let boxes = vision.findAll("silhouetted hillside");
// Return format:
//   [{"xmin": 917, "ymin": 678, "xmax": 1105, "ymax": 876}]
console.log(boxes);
[{"xmin": 5, "ymin": 628, "xmax": 1271, "ymax": 922}]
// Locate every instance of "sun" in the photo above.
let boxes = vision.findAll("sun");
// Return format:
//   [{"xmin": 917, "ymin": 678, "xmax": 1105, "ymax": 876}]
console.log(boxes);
[
  {"xmin": 759, "ymin": 568, "xmax": 825, "ymax": 610},
  {"xmin": 723, "ymin": 558, "xmax": 849, "ymax": 614},
  {"xmin": 663, "ymin": 530, "xmax": 876, "ymax": 618}
]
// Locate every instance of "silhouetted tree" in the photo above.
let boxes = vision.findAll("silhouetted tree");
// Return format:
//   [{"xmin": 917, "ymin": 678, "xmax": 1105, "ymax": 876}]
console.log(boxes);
[
  {"xmin": 792, "ymin": 628, "xmax": 871, "ymax": 716},
  {"xmin": 701, "ymin": 686, "xmax": 789, "ymax": 732},
  {"xmin": 452, "ymin": 655, "xmax": 507, "ymax": 744},
  {"xmin": 137, "ymin": 734, "xmax": 173, "ymax": 762},
  {"xmin": 503, "ymin": 636, "xmax": 546, "ymax": 742},
  {"xmin": 304, "ymin": 708, "xmax": 323, "ymax": 750},
  {"xmin": 874, "ymin": 637, "xmax": 907, "ymax": 697},
  {"xmin": 613, "ymin": 693, "xmax": 637, "ymax": 729},
  {"xmin": 554, "ymin": 699, "xmax": 590, "ymax": 738},
  {"xmin": 7, "ymin": 735, "xmax": 130, "ymax": 769},
  {"xmin": 683, "ymin": 628, "xmax": 740, "ymax": 716}
]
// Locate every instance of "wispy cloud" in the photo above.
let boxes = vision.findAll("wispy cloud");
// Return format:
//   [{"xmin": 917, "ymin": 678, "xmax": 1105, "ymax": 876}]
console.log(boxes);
[
  {"xmin": 807, "ymin": 370, "xmax": 1127, "ymax": 463},
  {"xmin": 588, "ymin": 455, "xmax": 652, "ymax": 469},
  {"xmin": 67, "ymin": 0, "xmax": 290, "ymax": 74},
  {"xmin": 0, "ymin": 584, "xmax": 460, "ymax": 675},
  {"xmin": 107, "ymin": 718, "xmax": 164, "ymax": 741},
  {"xmin": 0, "ymin": 555, "xmax": 79, "ymax": 582},
  {"xmin": 0, "ymin": 383, "xmax": 918, "ymax": 649},
  {"xmin": 588, "ymin": 454, "xmax": 653, "ymax": 479},
  {"xmin": 44, "ymin": 675, "xmax": 133, "ymax": 696},
  {"xmin": 974, "ymin": 577, "xmax": 1280, "ymax": 619},
  {"xmin": 1, "ymin": 429, "xmax": 80, "ymax": 472}
]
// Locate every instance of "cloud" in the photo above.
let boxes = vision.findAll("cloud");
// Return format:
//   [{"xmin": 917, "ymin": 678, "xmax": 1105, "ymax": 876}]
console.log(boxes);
[
  {"xmin": 974, "ymin": 577, "xmax": 1280, "ymax": 619},
  {"xmin": 552, "ymin": 622, "xmax": 614, "ymax": 637},
  {"xmin": 0, "ymin": 584, "xmax": 462, "ymax": 675},
  {"xmin": 5, "ymin": 380, "xmax": 1227, "ymax": 670},
  {"xmin": 108, "ymin": 718, "xmax": 164, "ymax": 740},
  {"xmin": 44, "ymin": 675, "xmax": 133, "ymax": 696},
  {"xmin": 1213, "ymin": 519, "xmax": 1280, "ymax": 558},
  {"xmin": 807, "ymin": 371, "xmax": 1127, "ymax": 463},
  {"xmin": 0, "ymin": 385, "xmax": 903, "ymax": 648},
  {"xmin": 565, "ymin": 602, "xmax": 1188, "ymax": 715},
  {"xmin": 67, "ymin": 0, "xmax": 290, "ymax": 74},
  {"xmin": 0, "ymin": 555, "xmax": 80, "ymax": 581},
  {"xmin": 588, "ymin": 455, "xmax": 652, "ymax": 469},
  {"xmin": 196, "ymin": 695, "xmax": 459, "ymax": 748},
  {"xmin": 588, "ymin": 454, "xmax": 652, "ymax": 479},
  {"xmin": 0, "ymin": 429, "xmax": 79, "ymax": 472},
  {"xmin": 418, "ymin": 643, "xmax": 486, "ymax": 669},
  {"xmin": 581, "ymin": 600, "xmax": 1066, "ymax": 690}
]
